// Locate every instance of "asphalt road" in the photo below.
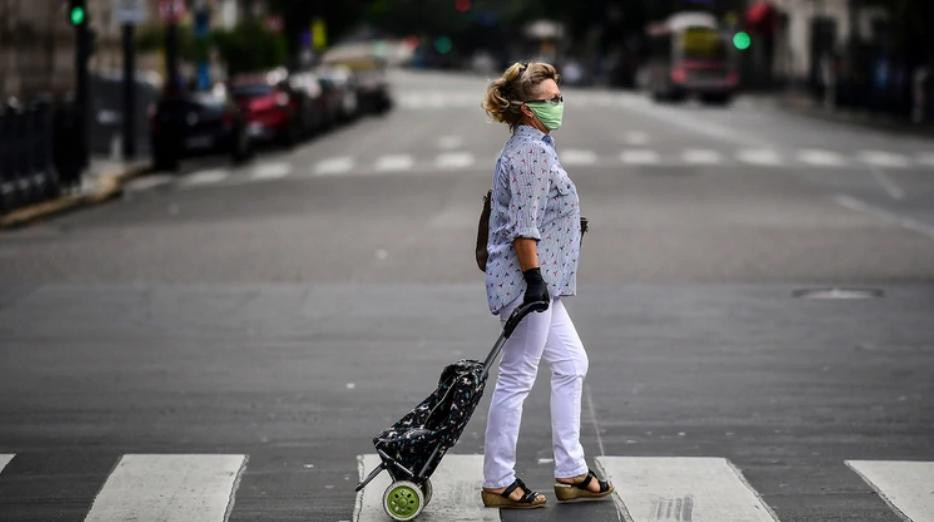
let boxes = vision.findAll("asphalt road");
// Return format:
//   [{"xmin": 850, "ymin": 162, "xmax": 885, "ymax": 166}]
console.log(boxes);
[{"xmin": 1, "ymin": 69, "xmax": 933, "ymax": 521}]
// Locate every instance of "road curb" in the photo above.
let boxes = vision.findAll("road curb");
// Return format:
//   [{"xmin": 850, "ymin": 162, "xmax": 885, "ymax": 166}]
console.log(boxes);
[{"xmin": 0, "ymin": 162, "xmax": 150, "ymax": 230}]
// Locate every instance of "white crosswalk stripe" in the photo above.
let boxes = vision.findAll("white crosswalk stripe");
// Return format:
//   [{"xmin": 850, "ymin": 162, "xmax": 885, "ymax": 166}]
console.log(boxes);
[
  {"xmin": 597, "ymin": 456, "xmax": 779, "ymax": 521},
  {"xmin": 84, "ymin": 454, "xmax": 246, "ymax": 522},
  {"xmin": 858, "ymin": 150, "xmax": 909, "ymax": 168},
  {"xmin": 917, "ymin": 152, "xmax": 934, "ymax": 167},
  {"xmin": 846, "ymin": 460, "xmax": 934, "ymax": 522},
  {"xmin": 798, "ymin": 148, "xmax": 848, "ymax": 167},
  {"xmin": 683, "ymin": 149, "xmax": 722, "ymax": 165},
  {"xmin": 314, "ymin": 156, "xmax": 355, "ymax": 176},
  {"xmin": 436, "ymin": 152, "xmax": 475, "ymax": 169},
  {"xmin": 737, "ymin": 148, "xmax": 782, "ymax": 166},
  {"xmin": 561, "ymin": 149, "xmax": 597, "ymax": 166},
  {"xmin": 0, "ymin": 454, "xmax": 13, "ymax": 473},
  {"xmin": 251, "ymin": 162, "xmax": 291, "ymax": 180},
  {"xmin": 181, "ymin": 169, "xmax": 228, "ymax": 186},
  {"xmin": 355, "ymin": 454, "xmax": 496, "ymax": 522},
  {"xmin": 620, "ymin": 149, "xmax": 660, "ymax": 165},
  {"xmin": 375, "ymin": 154, "xmax": 415, "ymax": 172}
]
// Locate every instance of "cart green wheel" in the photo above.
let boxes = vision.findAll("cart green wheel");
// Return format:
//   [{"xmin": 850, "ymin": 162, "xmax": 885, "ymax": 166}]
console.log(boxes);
[
  {"xmin": 420, "ymin": 478, "xmax": 433, "ymax": 505},
  {"xmin": 382, "ymin": 480, "xmax": 424, "ymax": 521}
]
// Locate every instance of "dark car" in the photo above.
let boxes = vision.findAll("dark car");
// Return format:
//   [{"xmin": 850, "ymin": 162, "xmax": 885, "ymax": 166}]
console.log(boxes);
[
  {"xmin": 288, "ymin": 71, "xmax": 331, "ymax": 136},
  {"xmin": 230, "ymin": 76, "xmax": 302, "ymax": 146},
  {"xmin": 149, "ymin": 85, "xmax": 251, "ymax": 171},
  {"xmin": 315, "ymin": 65, "xmax": 359, "ymax": 123}
]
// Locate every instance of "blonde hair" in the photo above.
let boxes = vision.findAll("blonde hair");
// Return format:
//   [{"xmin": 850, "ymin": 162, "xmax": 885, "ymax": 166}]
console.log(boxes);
[{"xmin": 482, "ymin": 62, "xmax": 560, "ymax": 131}]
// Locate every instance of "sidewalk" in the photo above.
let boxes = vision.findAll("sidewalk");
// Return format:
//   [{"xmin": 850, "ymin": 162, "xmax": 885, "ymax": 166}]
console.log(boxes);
[
  {"xmin": 0, "ymin": 157, "xmax": 150, "ymax": 229},
  {"xmin": 753, "ymin": 88, "xmax": 934, "ymax": 138}
]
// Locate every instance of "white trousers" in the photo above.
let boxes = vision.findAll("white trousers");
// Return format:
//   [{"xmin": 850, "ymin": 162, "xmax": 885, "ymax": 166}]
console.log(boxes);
[{"xmin": 483, "ymin": 294, "xmax": 590, "ymax": 488}]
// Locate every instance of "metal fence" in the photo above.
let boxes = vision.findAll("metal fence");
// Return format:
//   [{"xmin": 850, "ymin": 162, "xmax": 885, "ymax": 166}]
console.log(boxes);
[{"xmin": 0, "ymin": 101, "xmax": 84, "ymax": 214}]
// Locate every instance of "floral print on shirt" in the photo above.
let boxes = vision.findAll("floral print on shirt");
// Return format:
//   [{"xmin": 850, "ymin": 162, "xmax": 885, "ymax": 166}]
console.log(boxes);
[{"xmin": 484, "ymin": 124, "xmax": 581, "ymax": 315}]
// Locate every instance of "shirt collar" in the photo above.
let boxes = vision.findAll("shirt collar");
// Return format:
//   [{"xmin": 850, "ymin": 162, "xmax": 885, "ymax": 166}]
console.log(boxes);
[{"xmin": 514, "ymin": 124, "xmax": 554, "ymax": 146}]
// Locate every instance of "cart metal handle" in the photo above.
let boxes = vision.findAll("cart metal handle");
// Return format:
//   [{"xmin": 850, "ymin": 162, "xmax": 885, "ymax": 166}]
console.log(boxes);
[{"xmin": 481, "ymin": 300, "xmax": 548, "ymax": 374}]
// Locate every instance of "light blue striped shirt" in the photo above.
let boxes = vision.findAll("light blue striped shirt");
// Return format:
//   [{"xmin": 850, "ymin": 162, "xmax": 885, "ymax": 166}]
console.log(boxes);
[{"xmin": 484, "ymin": 124, "xmax": 581, "ymax": 315}]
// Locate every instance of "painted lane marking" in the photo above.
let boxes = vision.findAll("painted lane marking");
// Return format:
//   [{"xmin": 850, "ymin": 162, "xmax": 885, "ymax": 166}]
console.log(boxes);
[
  {"xmin": 314, "ymin": 156, "xmax": 355, "ymax": 176},
  {"xmin": 436, "ymin": 152, "xmax": 475, "ymax": 169},
  {"xmin": 858, "ymin": 150, "xmax": 909, "ymax": 168},
  {"xmin": 623, "ymin": 131, "xmax": 649, "ymax": 146},
  {"xmin": 561, "ymin": 149, "xmax": 597, "ymax": 166},
  {"xmin": 869, "ymin": 168, "xmax": 905, "ymax": 200},
  {"xmin": 0, "ymin": 454, "xmax": 14, "ymax": 473},
  {"xmin": 251, "ymin": 162, "xmax": 291, "ymax": 180},
  {"xmin": 181, "ymin": 169, "xmax": 228, "ymax": 186},
  {"xmin": 374, "ymin": 154, "xmax": 414, "ymax": 172},
  {"xmin": 84, "ymin": 454, "xmax": 247, "ymax": 522},
  {"xmin": 682, "ymin": 149, "xmax": 722, "ymax": 165},
  {"xmin": 797, "ymin": 148, "xmax": 847, "ymax": 167},
  {"xmin": 846, "ymin": 460, "xmax": 934, "ymax": 522},
  {"xmin": 834, "ymin": 194, "xmax": 934, "ymax": 240},
  {"xmin": 620, "ymin": 149, "xmax": 659, "ymax": 165},
  {"xmin": 354, "ymin": 454, "xmax": 498, "ymax": 522},
  {"xmin": 916, "ymin": 152, "xmax": 934, "ymax": 167},
  {"xmin": 596, "ymin": 456, "xmax": 779, "ymax": 522},
  {"xmin": 437, "ymin": 135, "xmax": 463, "ymax": 149},
  {"xmin": 737, "ymin": 149, "xmax": 782, "ymax": 166}
]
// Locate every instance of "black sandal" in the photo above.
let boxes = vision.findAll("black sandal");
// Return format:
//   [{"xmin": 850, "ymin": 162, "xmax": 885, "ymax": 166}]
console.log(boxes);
[
  {"xmin": 554, "ymin": 468, "xmax": 614, "ymax": 502},
  {"xmin": 481, "ymin": 477, "xmax": 547, "ymax": 509}
]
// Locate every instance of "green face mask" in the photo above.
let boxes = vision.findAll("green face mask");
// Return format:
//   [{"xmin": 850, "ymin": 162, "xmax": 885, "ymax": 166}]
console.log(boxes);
[{"xmin": 525, "ymin": 100, "xmax": 564, "ymax": 130}]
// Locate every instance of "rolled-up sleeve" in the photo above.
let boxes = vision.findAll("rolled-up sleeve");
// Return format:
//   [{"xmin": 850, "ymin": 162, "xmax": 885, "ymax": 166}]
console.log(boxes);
[{"xmin": 504, "ymin": 145, "xmax": 551, "ymax": 242}]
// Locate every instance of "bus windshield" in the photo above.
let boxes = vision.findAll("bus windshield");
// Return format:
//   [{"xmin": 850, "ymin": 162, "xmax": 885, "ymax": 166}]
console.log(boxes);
[{"xmin": 681, "ymin": 27, "xmax": 727, "ymax": 61}]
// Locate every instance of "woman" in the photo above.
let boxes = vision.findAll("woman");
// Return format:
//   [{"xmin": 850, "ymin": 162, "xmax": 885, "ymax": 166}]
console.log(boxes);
[{"xmin": 478, "ymin": 61, "xmax": 614, "ymax": 509}]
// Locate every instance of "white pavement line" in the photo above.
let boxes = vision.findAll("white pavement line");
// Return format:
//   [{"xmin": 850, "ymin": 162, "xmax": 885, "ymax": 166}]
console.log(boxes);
[
  {"xmin": 84, "ymin": 454, "xmax": 247, "ymax": 522},
  {"xmin": 436, "ymin": 152, "xmax": 475, "ymax": 169},
  {"xmin": 622, "ymin": 131, "xmax": 649, "ymax": 146},
  {"xmin": 737, "ymin": 148, "xmax": 782, "ymax": 166},
  {"xmin": 596, "ymin": 456, "xmax": 779, "ymax": 522},
  {"xmin": 869, "ymin": 168, "xmax": 906, "ymax": 200},
  {"xmin": 682, "ymin": 149, "xmax": 722, "ymax": 165},
  {"xmin": 0, "ymin": 454, "xmax": 14, "ymax": 473},
  {"xmin": 181, "ymin": 169, "xmax": 229, "ymax": 186},
  {"xmin": 846, "ymin": 460, "xmax": 934, "ymax": 522},
  {"xmin": 251, "ymin": 162, "xmax": 291, "ymax": 180},
  {"xmin": 917, "ymin": 152, "xmax": 934, "ymax": 167},
  {"xmin": 314, "ymin": 156, "xmax": 355, "ymax": 176},
  {"xmin": 858, "ymin": 150, "xmax": 910, "ymax": 168},
  {"xmin": 834, "ymin": 194, "xmax": 934, "ymax": 241},
  {"xmin": 355, "ymin": 454, "xmax": 498, "ymax": 522},
  {"xmin": 583, "ymin": 384, "xmax": 605, "ymax": 457},
  {"xmin": 561, "ymin": 149, "xmax": 597, "ymax": 166},
  {"xmin": 797, "ymin": 148, "xmax": 848, "ymax": 167},
  {"xmin": 437, "ymin": 135, "xmax": 463, "ymax": 149},
  {"xmin": 125, "ymin": 175, "xmax": 174, "ymax": 192},
  {"xmin": 620, "ymin": 149, "xmax": 659, "ymax": 165},
  {"xmin": 374, "ymin": 154, "xmax": 415, "ymax": 172}
]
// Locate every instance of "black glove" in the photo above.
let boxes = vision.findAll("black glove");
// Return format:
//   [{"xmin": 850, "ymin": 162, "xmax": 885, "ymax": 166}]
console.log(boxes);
[{"xmin": 522, "ymin": 267, "xmax": 550, "ymax": 311}]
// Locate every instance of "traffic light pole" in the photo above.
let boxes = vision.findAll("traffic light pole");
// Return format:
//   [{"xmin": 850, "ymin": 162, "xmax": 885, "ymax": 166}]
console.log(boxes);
[
  {"xmin": 122, "ymin": 23, "xmax": 136, "ymax": 159},
  {"xmin": 74, "ymin": 14, "xmax": 90, "ymax": 171}
]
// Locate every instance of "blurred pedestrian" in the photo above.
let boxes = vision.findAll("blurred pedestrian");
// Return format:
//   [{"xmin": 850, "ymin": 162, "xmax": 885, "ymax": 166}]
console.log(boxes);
[{"xmin": 477, "ymin": 61, "xmax": 614, "ymax": 509}]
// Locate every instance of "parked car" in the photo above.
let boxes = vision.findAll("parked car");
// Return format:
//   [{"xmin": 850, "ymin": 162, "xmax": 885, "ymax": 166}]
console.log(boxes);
[
  {"xmin": 288, "ymin": 70, "xmax": 331, "ymax": 136},
  {"xmin": 315, "ymin": 65, "xmax": 359, "ymax": 122},
  {"xmin": 149, "ymin": 84, "xmax": 251, "ymax": 171},
  {"xmin": 230, "ymin": 74, "xmax": 302, "ymax": 146}
]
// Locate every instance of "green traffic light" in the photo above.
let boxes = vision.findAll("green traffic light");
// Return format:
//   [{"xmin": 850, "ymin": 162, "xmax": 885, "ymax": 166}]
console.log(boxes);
[
  {"xmin": 733, "ymin": 31, "xmax": 751, "ymax": 51},
  {"xmin": 70, "ymin": 6, "xmax": 86, "ymax": 26}
]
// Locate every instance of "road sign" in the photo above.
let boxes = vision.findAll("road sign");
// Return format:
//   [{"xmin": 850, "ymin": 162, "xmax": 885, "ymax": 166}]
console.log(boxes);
[
  {"xmin": 115, "ymin": 0, "xmax": 147, "ymax": 24},
  {"xmin": 159, "ymin": 0, "xmax": 187, "ymax": 23}
]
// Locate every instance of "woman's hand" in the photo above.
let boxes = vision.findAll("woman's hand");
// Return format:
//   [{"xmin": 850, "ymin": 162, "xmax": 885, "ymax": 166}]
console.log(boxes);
[{"xmin": 522, "ymin": 267, "xmax": 550, "ymax": 307}]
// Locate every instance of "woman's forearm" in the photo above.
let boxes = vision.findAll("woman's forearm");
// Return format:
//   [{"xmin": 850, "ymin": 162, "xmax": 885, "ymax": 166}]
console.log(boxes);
[{"xmin": 513, "ymin": 238, "xmax": 540, "ymax": 271}]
